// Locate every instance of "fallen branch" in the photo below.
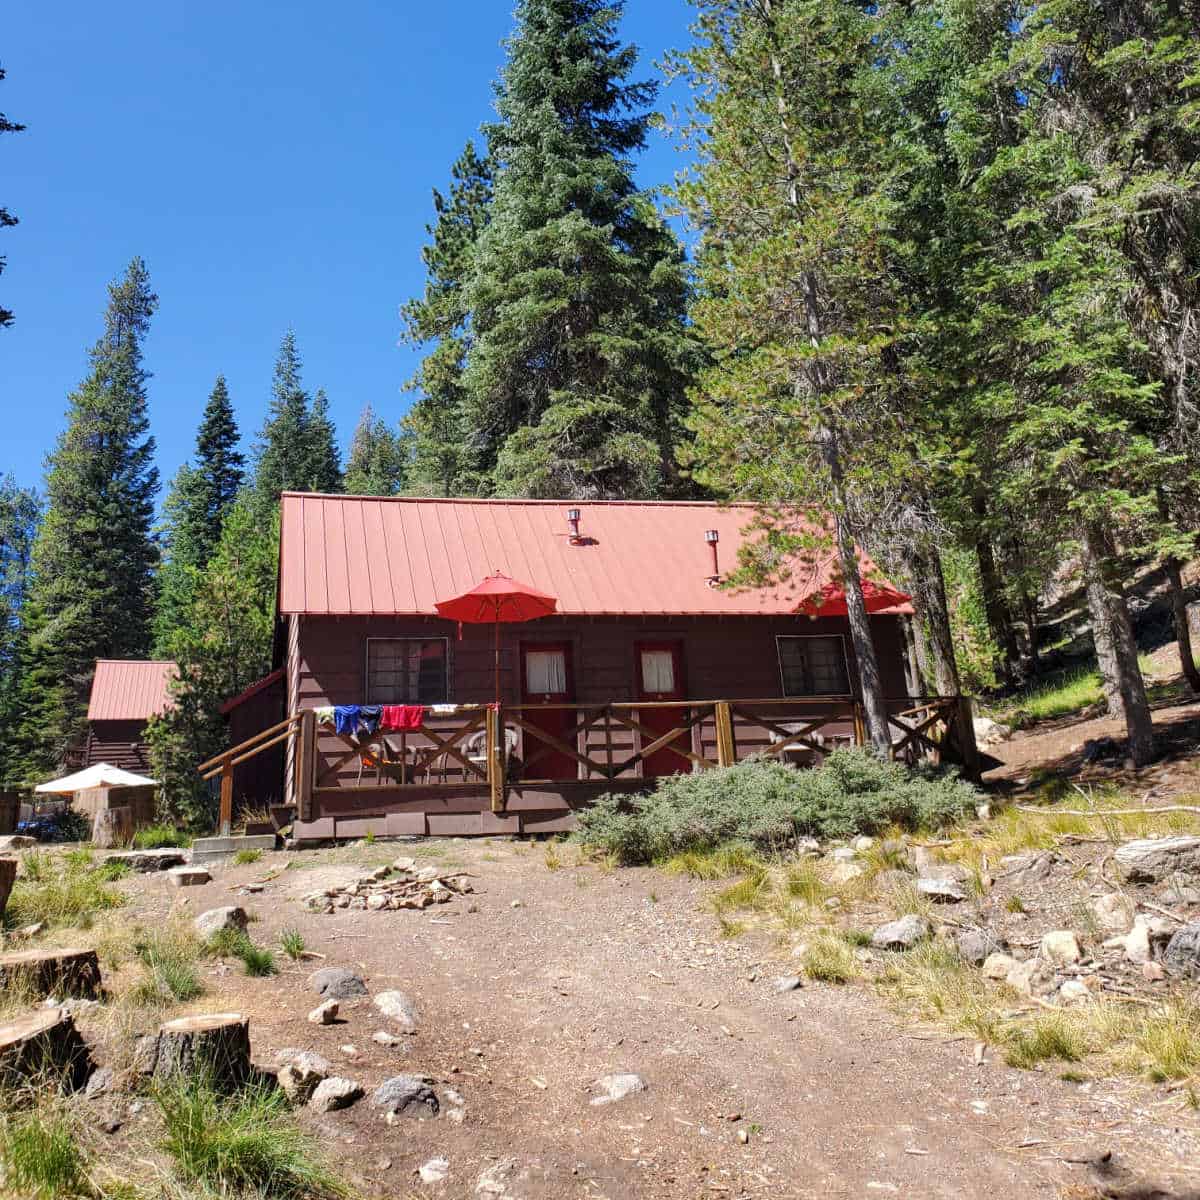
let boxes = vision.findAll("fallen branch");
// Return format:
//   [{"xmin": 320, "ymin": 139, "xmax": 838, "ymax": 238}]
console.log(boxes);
[{"xmin": 1016, "ymin": 804, "xmax": 1200, "ymax": 818}]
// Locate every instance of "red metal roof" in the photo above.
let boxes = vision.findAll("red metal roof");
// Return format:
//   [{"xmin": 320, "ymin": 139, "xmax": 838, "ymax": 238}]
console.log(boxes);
[
  {"xmin": 87, "ymin": 659, "xmax": 178, "ymax": 721},
  {"xmin": 279, "ymin": 494, "xmax": 912, "ymax": 619}
]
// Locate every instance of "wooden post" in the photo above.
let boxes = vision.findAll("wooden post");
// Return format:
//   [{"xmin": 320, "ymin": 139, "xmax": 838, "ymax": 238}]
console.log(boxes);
[
  {"xmin": 955, "ymin": 695, "xmax": 982, "ymax": 781},
  {"xmin": 714, "ymin": 701, "xmax": 735, "ymax": 767},
  {"xmin": 298, "ymin": 709, "xmax": 316, "ymax": 823},
  {"xmin": 488, "ymin": 706, "xmax": 504, "ymax": 814},
  {"xmin": 218, "ymin": 759, "xmax": 233, "ymax": 837},
  {"xmin": 604, "ymin": 705, "xmax": 614, "ymax": 780},
  {"xmin": 852, "ymin": 703, "xmax": 867, "ymax": 748}
]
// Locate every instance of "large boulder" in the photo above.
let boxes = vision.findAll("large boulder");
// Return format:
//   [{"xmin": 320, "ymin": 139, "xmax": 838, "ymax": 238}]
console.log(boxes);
[
  {"xmin": 309, "ymin": 1077, "xmax": 363, "ymax": 1112},
  {"xmin": 277, "ymin": 1051, "xmax": 332, "ymax": 1104},
  {"xmin": 1163, "ymin": 923, "xmax": 1200, "ymax": 979},
  {"xmin": 308, "ymin": 967, "xmax": 368, "ymax": 1000},
  {"xmin": 1115, "ymin": 836, "xmax": 1200, "ymax": 884},
  {"xmin": 916, "ymin": 876, "xmax": 968, "ymax": 904}
]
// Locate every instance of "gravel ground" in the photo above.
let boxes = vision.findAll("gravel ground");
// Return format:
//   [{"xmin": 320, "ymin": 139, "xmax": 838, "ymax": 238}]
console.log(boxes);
[{"xmin": 97, "ymin": 839, "xmax": 1200, "ymax": 1200}]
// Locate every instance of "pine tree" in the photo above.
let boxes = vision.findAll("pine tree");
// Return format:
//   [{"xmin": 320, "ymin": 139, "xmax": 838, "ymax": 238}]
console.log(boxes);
[
  {"xmin": 1, "ymin": 64, "xmax": 25, "ymax": 329},
  {"xmin": 153, "ymin": 375, "xmax": 244, "ymax": 654},
  {"xmin": 17, "ymin": 259, "xmax": 160, "ymax": 773},
  {"xmin": 0, "ymin": 477, "xmax": 38, "ymax": 783},
  {"xmin": 147, "ymin": 496, "xmax": 277, "ymax": 827},
  {"xmin": 305, "ymin": 389, "xmax": 343, "ymax": 493},
  {"xmin": 402, "ymin": 141, "xmax": 493, "ymax": 496},
  {"xmin": 462, "ymin": 0, "xmax": 698, "ymax": 499},
  {"xmin": 344, "ymin": 405, "xmax": 409, "ymax": 496},
  {"xmin": 253, "ymin": 331, "xmax": 311, "ymax": 507}
]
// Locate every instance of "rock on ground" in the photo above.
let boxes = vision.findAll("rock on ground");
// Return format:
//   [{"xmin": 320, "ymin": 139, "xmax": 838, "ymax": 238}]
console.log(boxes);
[
  {"xmin": 1114, "ymin": 835, "xmax": 1200, "ymax": 883},
  {"xmin": 193, "ymin": 907, "xmax": 248, "ymax": 939},
  {"xmin": 871, "ymin": 915, "xmax": 932, "ymax": 951},
  {"xmin": 1163, "ymin": 922, "xmax": 1200, "ymax": 979},
  {"xmin": 1091, "ymin": 892, "xmax": 1136, "ymax": 935},
  {"xmin": 590, "ymin": 1072, "xmax": 647, "ymax": 1106},
  {"xmin": 1006, "ymin": 958, "xmax": 1057, "ymax": 997},
  {"xmin": 84, "ymin": 1066, "xmax": 114, "ymax": 1099},
  {"xmin": 371, "ymin": 1073, "xmax": 439, "ymax": 1118},
  {"xmin": 1121, "ymin": 915, "xmax": 1175, "ymax": 964},
  {"xmin": 419, "ymin": 1156, "xmax": 450, "ymax": 1184},
  {"xmin": 1039, "ymin": 930, "xmax": 1082, "ymax": 965},
  {"xmin": 916, "ymin": 876, "xmax": 967, "ymax": 904},
  {"xmin": 956, "ymin": 929, "xmax": 1008, "ymax": 967},
  {"xmin": 982, "ymin": 952, "xmax": 1018, "ymax": 980},
  {"xmin": 309, "ymin": 1076, "xmax": 363, "ymax": 1112},
  {"xmin": 308, "ymin": 967, "xmax": 368, "ymax": 1000},
  {"xmin": 373, "ymin": 989, "xmax": 419, "ymax": 1032},
  {"xmin": 1059, "ymin": 980, "xmax": 1093, "ymax": 1004},
  {"xmin": 277, "ymin": 1051, "xmax": 332, "ymax": 1103},
  {"xmin": 168, "ymin": 867, "xmax": 210, "ymax": 888},
  {"xmin": 308, "ymin": 1000, "xmax": 339, "ymax": 1025},
  {"xmin": 772, "ymin": 975, "xmax": 803, "ymax": 993}
]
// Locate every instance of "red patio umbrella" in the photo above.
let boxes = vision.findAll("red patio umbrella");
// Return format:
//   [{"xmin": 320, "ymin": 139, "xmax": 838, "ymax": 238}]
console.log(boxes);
[
  {"xmin": 797, "ymin": 578, "xmax": 912, "ymax": 617},
  {"xmin": 434, "ymin": 571, "xmax": 558, "ymax": 703}
]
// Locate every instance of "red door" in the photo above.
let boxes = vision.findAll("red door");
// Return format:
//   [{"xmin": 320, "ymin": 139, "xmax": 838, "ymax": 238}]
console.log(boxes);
[
  {"xmin": 635, "ymin": 641, "xmax": 687, "ymax": 778},
  {"xmin": 520, "ymin": 642, "xmax": 576, "ymax": 780}
]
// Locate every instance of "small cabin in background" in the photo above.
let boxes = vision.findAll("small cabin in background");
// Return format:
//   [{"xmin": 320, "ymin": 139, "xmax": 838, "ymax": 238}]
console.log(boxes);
[{"xmin": 78, "ymin": 659, "xmax": 177, "ymax": 774}]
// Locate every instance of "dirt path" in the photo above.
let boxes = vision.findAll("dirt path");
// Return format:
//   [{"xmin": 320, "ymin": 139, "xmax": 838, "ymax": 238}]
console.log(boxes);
[{"xmin": 119, "ymin": 842, "xmax": 1200, "ymax": 1199}]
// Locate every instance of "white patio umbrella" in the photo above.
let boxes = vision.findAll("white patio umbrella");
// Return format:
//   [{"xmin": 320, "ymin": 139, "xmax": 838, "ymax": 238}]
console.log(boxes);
[{"xmin": 34, "ymin": 763, "xmax": 158, "ymax": 794}]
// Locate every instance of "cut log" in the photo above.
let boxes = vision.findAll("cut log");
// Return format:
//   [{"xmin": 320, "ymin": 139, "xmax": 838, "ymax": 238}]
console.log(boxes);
[
  {"xmin": 92, "ymin": 806, "xmax": 134, "ymax": 849},
  {"xmin": 0, "ymin": 1008, "xmax": 94, "ymax": 1090},
  {"xmin": 0, "ymin": 947, "xmax": 102, "ymax": 999},
  {"xmin": 0, "ymin": 857, "xmax": 16, "ymax": 920},
  {"xmin": 150, "ymin": 1013, "xmax": 252, "ymax": 1092}
]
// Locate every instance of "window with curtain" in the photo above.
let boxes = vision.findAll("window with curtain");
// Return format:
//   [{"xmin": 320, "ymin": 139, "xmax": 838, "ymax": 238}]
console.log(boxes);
[
  {"xmin": 777, "ymin": 636, "xmax": 850, "ymax": 696},
  {"xmin": 640, "ymin": 649, "xmax": 676, "ymax": 694},
  {"xmin": 366, "ymin": 639, "xmax": 448, "ymax": 704},
  {"xmin": 525, "ymin": 649, "xmax": 567, "ymax": 695}
]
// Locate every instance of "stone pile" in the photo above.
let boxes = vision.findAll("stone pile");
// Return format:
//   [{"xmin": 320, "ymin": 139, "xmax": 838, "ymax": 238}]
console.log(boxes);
[{"xmin": 302, "ymin": 857, "xmax": 474, "ymax": 915}]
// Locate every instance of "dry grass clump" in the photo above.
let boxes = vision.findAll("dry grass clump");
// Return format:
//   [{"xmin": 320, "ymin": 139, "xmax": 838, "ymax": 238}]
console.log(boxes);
[
  {"xmin": 877, "ymin": 940, "xmax": 1004, "ymax": 1041},
  {"xmin": 5, "ymin": 852, "xmax": 125, "ymax": 931},
  {"xmin": 800, "ymin": 931, "xmax": 861, "ymax": 983}
]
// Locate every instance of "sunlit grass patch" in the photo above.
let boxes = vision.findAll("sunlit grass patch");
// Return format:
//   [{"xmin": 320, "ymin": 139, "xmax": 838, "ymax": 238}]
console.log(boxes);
[
  {"xmin": 205, "ymin": 928, "xmax": 276, "ymax": 978},
  {"xmin": 132, "ymin": 824, "xmax": 191, "ymax": 850},
  {"xmin": 0, "ymin": 1100, "xmax": 92, "ymax": 1198},
  {"xmin": 1003, "ymin": 1012, "xmax": 1088, "ymax": 1069},
  {"xmin": 661, "ymin": 843, "xmax": 761, "ymax": 881},
  {"xmin": 877, "ymin": 940, "xmax": 1004, "ymax": 1041},
  {"xmin": 5, "ymin": 852, "xmax": 125, "ymax": 931},
  {"xmin": 1124, "ymin": 999, "xmax": 1200, "ymax": 1082},
  {"xmin": 231, "ymin": 848, "xmax": 262, "ymax": 866},
  {"xmin": 128, "ymin": 925, "xmax": 204, "ymax": 1007},
  {"xmin": 800, "ymin": 931, "xmax": 860, "ymax": 984},
  {"xmin": 155, "ymin": 1078, "xmax": 348, "ymax": 1199},
  {"xmin": 279, "ymin": 929, "xmax": 306, "ymax": 961}
]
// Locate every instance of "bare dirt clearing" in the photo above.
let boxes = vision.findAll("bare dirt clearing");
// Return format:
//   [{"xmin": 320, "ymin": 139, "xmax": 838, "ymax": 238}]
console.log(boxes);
[{"xmin": 80, "ymin": 839, "xmax": 1199, "ymax": 1199}]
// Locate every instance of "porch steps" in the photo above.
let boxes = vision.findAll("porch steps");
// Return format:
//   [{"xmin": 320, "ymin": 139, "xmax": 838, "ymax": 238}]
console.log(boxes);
[{"xmin": 189, "ymin": 833, "xmax": 277, "ymax": 867}]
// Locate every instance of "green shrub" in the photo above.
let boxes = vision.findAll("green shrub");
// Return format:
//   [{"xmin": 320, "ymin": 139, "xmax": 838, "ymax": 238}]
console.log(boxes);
[
  {"xmin": 278, "ymin": 929, "xmax": 306, "ymax": 961},
  {"xmin": 231, "ymin": 848, "xmax": 262, "ymax": 866},
  {"xmin": 132, "ymin": 824, "xmax": 191, "ymax": 850},
  {"xmin": 574, "ymin": 750, "xmax": 978, "ymax": 863},
  {"xmin": 155, "ymin": 1078, "xmax": 347, "ymax": 1198}
]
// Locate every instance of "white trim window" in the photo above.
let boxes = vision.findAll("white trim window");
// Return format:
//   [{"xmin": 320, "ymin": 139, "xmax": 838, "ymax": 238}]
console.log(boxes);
[
  {"xmin": 366, "ymin": 638, "xmax": 448, "ymax": 704},
  {"xmin": 777, "ymin": 635, "xmax": 851, "ymax": 696}
]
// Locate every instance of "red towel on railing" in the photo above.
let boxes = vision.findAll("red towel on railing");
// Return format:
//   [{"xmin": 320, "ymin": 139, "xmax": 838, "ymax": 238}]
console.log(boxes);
[{"xmin": 380, "ymin": 704, "xmax": 424, "ymax": 731}]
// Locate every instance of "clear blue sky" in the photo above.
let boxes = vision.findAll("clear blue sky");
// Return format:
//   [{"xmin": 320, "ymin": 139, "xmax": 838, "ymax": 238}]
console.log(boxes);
[{"xmin": 1, "ymin": 1, "xmax": 695, "ymax": 494}]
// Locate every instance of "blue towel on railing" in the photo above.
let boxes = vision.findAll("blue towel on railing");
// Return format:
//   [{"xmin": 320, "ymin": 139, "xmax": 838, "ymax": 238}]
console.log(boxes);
[
  {"xmin": 334, "ymin": 705, "xmax": 361, "ymax": 736},
  {"xmin": 358, "ymin": 705, "xmax": 382, "ymax": 735}
]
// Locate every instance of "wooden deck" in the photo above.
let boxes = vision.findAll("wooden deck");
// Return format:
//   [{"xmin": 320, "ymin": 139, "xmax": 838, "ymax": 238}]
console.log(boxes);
[{"xmin": 254, "ymin": 695, "xmax": 976, "ymax": 842}]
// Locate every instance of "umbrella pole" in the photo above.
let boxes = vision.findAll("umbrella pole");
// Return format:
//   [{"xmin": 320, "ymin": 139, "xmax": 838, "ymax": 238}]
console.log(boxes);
[{"xmin": 494, "ymin": 619, "xmax": 501, "ymax": 707}]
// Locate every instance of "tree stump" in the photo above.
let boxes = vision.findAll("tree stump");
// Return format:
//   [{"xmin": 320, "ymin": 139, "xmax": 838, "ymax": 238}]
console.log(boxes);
[
  {"xmin": 92, "ymin": 806, "xmax": 134, "ymax": 849},
  {"xmin": 0, "ymin": 857, "xmax": 16, "ymax": 920},
  {"xmin": 0, "ymin": 947, "xmax": 102, "ymax": 999},
  {"xmin": 0, "ymin": 1009, "xmax": 94, "ymax": 1091},
  {"xmin": 149, "ymin": 1013, "xmax": 252, "ymax": 1092}
]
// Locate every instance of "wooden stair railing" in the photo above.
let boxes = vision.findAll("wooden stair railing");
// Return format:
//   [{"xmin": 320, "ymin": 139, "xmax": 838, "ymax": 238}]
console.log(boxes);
[{"xmin": 197, "ymin": 713, "xmax": 302, "ymax": 836}]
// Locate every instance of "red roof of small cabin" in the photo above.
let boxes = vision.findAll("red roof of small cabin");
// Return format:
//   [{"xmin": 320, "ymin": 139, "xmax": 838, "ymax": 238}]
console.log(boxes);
[
  {"xmin": 87, "ymin": 659, "xmax": 177, "ymax": 721},
  {"xmin": 278, "ymin": 494, "xmax": 911, "ymax": 619}
]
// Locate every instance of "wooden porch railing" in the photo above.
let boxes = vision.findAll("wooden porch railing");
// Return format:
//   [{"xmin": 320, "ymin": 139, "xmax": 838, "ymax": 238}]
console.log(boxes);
[{"xmin": 302, "ymin": 695, "xmax": 977, "ymax": 816}]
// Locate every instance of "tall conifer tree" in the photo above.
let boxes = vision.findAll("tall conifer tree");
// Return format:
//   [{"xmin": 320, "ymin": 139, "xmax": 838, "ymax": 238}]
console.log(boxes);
[
  {"xmin": 345, "ymin": 405, "xmax": 409, "ymax": 496},
  {"xmin": 17, "ymin": 259, "xmax": 159, "ymax": 772},
  {"xmin": 1, "ymin": 64, "xmax": 25, "ymax": 329},
  {"xmin": 0, "ymin": 477, "xmax": 38, "ymax": 782},
  {"xmin": 253, "ymin": 331, "xmax": 311, "ymax": 508},
  {"xmin": 402, "ymin": 141, "xmax": 493, "ymax": 495},
  {"xmin": 153, "ymin": 375, "xmax": 244, "ymax": 654},
  {"xmin": 462, "ymin": 0, "xmax": 697, "ymax": 499},
  {"xmin": 305, "ymin": 389, "xmax": 343, "ymax": 493}
]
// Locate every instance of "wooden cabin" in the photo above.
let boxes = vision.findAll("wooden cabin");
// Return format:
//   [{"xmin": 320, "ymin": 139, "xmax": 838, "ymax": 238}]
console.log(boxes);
[
  {"xmin": 78, "ymin": 659, "xmax": 177, "ymax": 773},
  {"xmin": 217, "ymin": 494, "xmax": 974, "ymax": 843}
]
